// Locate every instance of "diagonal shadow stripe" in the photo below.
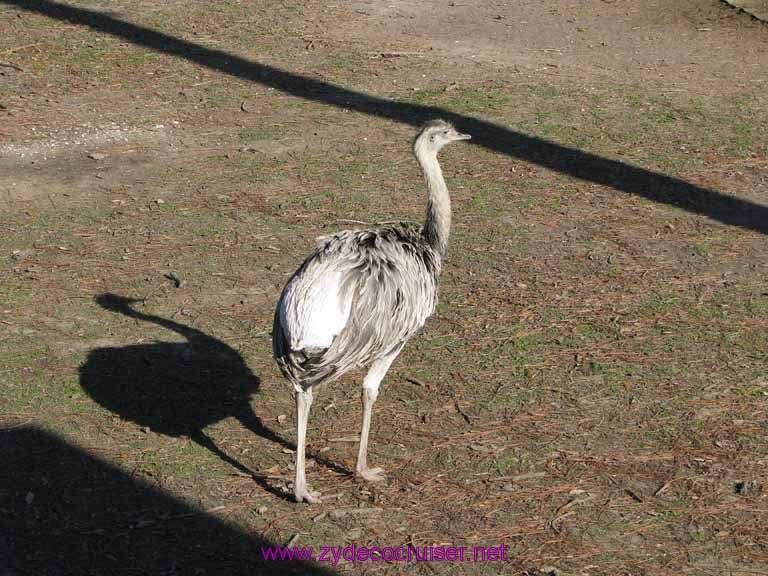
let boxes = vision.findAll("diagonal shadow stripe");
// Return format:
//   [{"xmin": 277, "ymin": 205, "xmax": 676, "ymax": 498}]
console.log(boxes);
[
  {"xmin": 5, "ymin": 0, "xmax": 767, "ymax": 235},
  {"xmin": 0, "ymin": 426, "xmax": 338, "ymax": 575}
]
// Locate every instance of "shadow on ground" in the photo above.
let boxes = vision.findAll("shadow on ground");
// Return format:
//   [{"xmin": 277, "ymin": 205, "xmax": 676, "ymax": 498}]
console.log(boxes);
[
  {"xmin": 4, "ymin": 0, "xmax": 767, "ymax": 236},
  {"xmin": 81, "ymin": 294, "xmax": 261, "ymax": 439},
  {"xmin": 79, "ymin": 293, "xmax": 349, "ymax": 500},
  {"xmin": 0, "ymin": 425, "xmax": 336, "ymax": 575}
]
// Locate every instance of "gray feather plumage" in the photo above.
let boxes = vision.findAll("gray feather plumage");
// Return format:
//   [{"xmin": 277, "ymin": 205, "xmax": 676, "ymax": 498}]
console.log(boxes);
[{"xmin": 273, "ymin": 224, "xmax": 441, "ymax": 389}]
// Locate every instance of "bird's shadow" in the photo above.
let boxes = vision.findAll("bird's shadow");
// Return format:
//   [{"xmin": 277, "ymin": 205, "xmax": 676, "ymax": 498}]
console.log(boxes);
[{"xmin": 79, "ymin": 293, "xmax": 348, "ymax": 502}]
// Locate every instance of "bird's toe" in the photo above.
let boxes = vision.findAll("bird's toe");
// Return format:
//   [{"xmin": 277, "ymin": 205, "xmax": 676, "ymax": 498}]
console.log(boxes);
[
  {"xmin": 295, "ymin": 486, "xmax": 322, "ymax": 504},
  {"xmin": 357, "ymin": 466, "xmax": 386, "ymax": 482},
  {"xmin": 298, "ymin": 490, "xmax": 323, "ymax": 504}
]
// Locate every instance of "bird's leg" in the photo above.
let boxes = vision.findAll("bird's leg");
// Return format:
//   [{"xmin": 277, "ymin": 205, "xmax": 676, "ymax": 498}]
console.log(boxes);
[
  {"xmin": 293, "ymin": 386, "xmax": 321, "ymax": 503},
  {"xmin": 356, "ymin": 386, "xmax": 383, "ymax": 481},
  {"xmin": 356, "ymin": 354, "xmax": 397, "ymax": 482}
]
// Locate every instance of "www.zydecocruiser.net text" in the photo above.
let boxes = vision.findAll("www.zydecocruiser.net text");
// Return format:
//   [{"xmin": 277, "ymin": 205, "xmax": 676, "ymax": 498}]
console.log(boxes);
[{"xmin": 262, "ymin": 543, "xmax": 509, "ymax": 565}]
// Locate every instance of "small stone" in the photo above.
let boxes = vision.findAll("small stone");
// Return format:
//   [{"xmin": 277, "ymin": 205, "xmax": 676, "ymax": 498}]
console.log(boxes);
[
  {"xmin": 11, "ymin": 249, "xmax": 33, "ymax": 261},
  {"xmin": 346, "ymin": 528, "xmax": 362, "ymax": 540},
  {"xmin": 155, "ymin": 198, "xmax": 165, "ymax": 204},
  {"xmin": 277, "ymin": 414, "xmax": 287, "ymax": 425},
  {"xmin": 88, "ymin": 152, "xmax": 107, "ymax": 160},
  {"xmin": 25, "ymin": 492, "xmax": 34, "ymax": 505}
]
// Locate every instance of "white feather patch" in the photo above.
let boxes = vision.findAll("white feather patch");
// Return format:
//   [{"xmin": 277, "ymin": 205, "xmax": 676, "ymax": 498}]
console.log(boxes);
[{"xmin": 279, "ymin": 270, "xmax": 352, "ymax": 351}]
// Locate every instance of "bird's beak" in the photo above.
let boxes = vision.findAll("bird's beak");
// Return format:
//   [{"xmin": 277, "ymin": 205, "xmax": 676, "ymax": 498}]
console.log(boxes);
[{"xmin": 454, "ymin": 132, "xmax": 471, "ymax": 141}]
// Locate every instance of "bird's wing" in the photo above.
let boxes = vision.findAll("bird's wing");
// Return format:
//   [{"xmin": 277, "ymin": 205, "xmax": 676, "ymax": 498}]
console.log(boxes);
[{"xmin": 277, "ymin": 262, "xmax": 354, "ymax": 353}]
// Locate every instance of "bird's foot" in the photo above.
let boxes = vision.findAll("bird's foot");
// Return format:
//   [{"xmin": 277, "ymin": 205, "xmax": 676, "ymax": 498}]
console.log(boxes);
[
  {"xmin": 294, "ymin": 484, "xmax": 322, "ymax": 504},
  {"xmin": 356, "ymin": 466, "xmax": 386, "ymax": 483}
]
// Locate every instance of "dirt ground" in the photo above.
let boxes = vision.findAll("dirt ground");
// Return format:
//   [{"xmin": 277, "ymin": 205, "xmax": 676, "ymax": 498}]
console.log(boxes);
[{"xmin": 1, "ymin": 1, "xmax": 767, "ymax": 575}]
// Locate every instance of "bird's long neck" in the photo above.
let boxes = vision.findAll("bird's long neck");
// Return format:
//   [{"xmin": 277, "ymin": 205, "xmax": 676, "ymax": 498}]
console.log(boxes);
[{"xmin": 417, "ymin": 148, "xmax": 451, "ymax": 258}]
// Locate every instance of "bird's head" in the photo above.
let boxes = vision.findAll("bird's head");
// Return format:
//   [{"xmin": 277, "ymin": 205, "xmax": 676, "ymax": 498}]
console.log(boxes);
[{"xmin": 414, "ymin": 119, "xmax": 471, "ymax": 156}]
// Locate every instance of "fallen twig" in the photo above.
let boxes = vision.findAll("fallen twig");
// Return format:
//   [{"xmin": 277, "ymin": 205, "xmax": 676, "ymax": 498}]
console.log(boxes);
[
  {"xmin": 329, "ymin": 507, "xmax": 383, "ymax": 519},
  {"xmin": 327, "ymin": 435, "xmax": 360, "ymax": 443},
  {"xmin": 0, "ymin": 42, "xmax": 43, "ymax": 55},
  {"xmin": 488, "ymin": 471, "xmax": 548, "ymax": 482},
  {"xmin": 336, "ymin": 218, "xmax": 373, "ymax": 226},
  {"xmin": 404, "ymin": 375, "xmax": 428, "ymax": 388},
  {"xmin": 454, "ymin": 398, "xmax": 478, "ymax": 424},
  {"xmin": 654, "ymin": 479, "xmax": 674, "ymax": 496},
  {"xmin": 367, "ymin": 51, "xmax": 426, "ymax": 59},
  {"xmin": 286, "ymin": 533, "xmax": 301, "ymax": 547}
]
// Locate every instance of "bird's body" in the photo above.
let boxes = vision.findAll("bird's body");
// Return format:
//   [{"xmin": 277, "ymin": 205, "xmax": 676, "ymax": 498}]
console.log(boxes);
[
  {"xmin": 273, "ymin": 120, "xmax": 470, "ymax": 503},
  {"xmin": 273, "ymin": 225, "xmax": 440, "ymax": 389}
]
